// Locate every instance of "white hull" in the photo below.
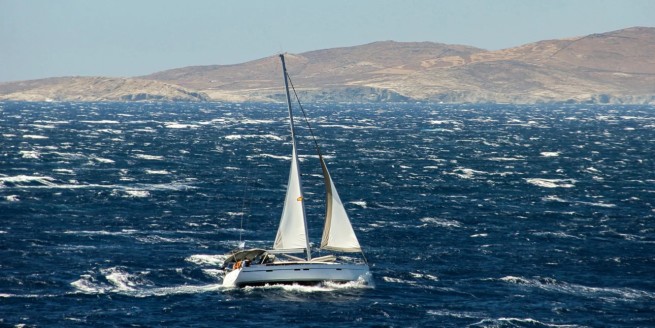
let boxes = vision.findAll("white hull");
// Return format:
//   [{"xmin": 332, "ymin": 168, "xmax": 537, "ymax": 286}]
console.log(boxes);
[{"xmin": 223, "ymin": 262, "xmax": 369, "ymax": 288}]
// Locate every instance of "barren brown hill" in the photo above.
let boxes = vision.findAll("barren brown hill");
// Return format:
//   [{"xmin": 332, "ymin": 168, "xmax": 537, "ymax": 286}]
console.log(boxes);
[
  {"xmin": 2, "ymin": 27, "xmax": 654, "ymax": 103},
  {"xmin": 140, "ymin": 27, "xmax": 654, "ymax": 104},
  {"xmin": 0, "ymin": 77, "xmax": 208, "ymax": 102}
]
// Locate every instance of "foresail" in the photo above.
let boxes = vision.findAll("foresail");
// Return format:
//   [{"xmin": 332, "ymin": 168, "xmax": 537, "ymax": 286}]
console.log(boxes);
[
  {"xmin": 274, "ymin": 146, "xmax": 309, "ymax": 251},
  {"xmin": 320, "ymin": 158, "xmax": 362, "ymax": 252}
]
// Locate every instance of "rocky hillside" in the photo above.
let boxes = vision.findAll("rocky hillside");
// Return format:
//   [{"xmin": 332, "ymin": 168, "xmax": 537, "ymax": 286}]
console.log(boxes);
[
  {"xmin": 0, "ymin": 77, "xmax": 208, "ymax": 102},
  {"xmin": 2, "ymin": 27, "xmax": 654, "ymax": 103}
]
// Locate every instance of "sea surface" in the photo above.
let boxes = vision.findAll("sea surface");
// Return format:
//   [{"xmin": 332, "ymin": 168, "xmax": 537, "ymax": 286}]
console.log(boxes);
[{"xmin": 1, "ymin": 101, "xmax": 654, "ymax": 327}]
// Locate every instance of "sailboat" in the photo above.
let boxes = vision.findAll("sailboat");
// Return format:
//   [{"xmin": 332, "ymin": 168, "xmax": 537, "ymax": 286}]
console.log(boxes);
[{"xmin": 221, "ymin": 54, "xmax": 371, "ymax": 288}]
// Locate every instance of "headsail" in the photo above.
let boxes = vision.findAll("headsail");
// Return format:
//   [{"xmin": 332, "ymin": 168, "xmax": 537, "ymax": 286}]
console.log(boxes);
[{"xmin": 319, "ymin": 157, "xmax": 362, "ymax": 252}]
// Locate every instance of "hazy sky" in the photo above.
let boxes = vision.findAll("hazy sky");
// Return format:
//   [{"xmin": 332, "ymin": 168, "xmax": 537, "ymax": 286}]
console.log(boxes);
[{"xmin": 1, "ymin": 0, "xmax": 653, "ymax": 82}]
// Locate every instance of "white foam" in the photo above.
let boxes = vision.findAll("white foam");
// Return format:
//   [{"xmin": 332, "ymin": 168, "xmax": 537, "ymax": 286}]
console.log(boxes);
[
  {"xmin": 470, "ymin": 317, "xmax": 581, "ymax": 328},
  {"xmin": 22, "ymin": 135, "xmax": 49, "ymax": 139},
  {"xmin": 5, "ymin": 195, "xmax": 20, "ymax": 202},
  {"xmin": 31, "ymin": 123, "xmax": 57, "ymax": 129},
  {"xmin": 96, "ymin": 128, "xmax": 122, "ymax": 134},
  {"xmin": 242, "ymin": 275, "xmax": 372, "ymax": 293},
  {"xmin": 241, "ymin": 119, "xmax": 274, "ymax": 124},
  {"xmin": 123, "ymin": 190, "xmax": 150, "ymax": 198},
  {"xmin": 19, "ymin": 150, "xmax": 40, "ymax": 159},
  {"xmin": 452, "ymin": 167, "xmax": 487, "ymax": 179},
  {"xmin": 499, "ymin": 275, "xmax": 655, "ymax": 302},
  {"xmin": 420, "ymin": 217, "xmax": 461, "ymax": 228},
  {"xmin": 250, "ymin": 154, "xmax": 291, "ymax": 161},
  {"xmin": 53, "ymin": 168, "xmax": 75, "ymax": 174},
  {"xmin": 133, "ymin": 154, "xmax": 164, "ymax": 160},
  {"xmin": 540, "ymin": 151, "xmax": 560, "ymax": 157},
  {"xmin": 91, "ymin": 156, "xmax": 115, "ymax": 164},
  {"xmin": 186, "ymin": 254, "xmax": 228, "ymax": 266},
  {"xmin": 225, "ymin": 134, "xmax": 282, "ymax": 141},
  {"xmin": 409, "ymin": 272, "xmax": 439, "ymax": 281},
  {"xmin": 165, "ymin": 122, "xmax": 200, "ymax": 129},
  {"xmin": 349, "ymin": 200, "xmax": 367, "ymax": 208},
  {"xmin": 80, "ymin": 120, "xmax": 120, "ymax": 124},
  {"xmin": 382, "ymin": 276, "xmax": 417, "ymax": 285},
  {"xmin": 427, "ymin": 310, "xmax": 481, "ymax": 319},
  {"xmin": 487, "ymin": 157, "xmax": 524, "ymax": 161},
  {"xmin": 145, "ymin": 170, "xmax": 170, "ymax": 175},
  {"xmin": 526, "ymin": 178, "xmax": 576, "ymax": 188},
  {"xmin": 0, "ymin": 175, "xmax": 58, "ymax": 186}
]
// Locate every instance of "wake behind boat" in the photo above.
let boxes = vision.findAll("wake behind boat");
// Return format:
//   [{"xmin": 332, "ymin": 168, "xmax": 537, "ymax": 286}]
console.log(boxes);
[{"xmin": 221, "ymin": 54, "xmax": 371, "ymax": 288}]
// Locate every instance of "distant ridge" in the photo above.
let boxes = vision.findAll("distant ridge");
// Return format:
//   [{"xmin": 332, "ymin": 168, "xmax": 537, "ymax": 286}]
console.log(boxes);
[{"xmin": 2, "ymin": 27, "xmax": 654, "ymax": 104}]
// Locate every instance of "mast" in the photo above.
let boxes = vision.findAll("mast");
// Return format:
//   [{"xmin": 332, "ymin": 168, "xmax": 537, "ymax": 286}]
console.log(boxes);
[{"xmin": 279, "ymin": 54, "xmax": 312, "ymax": 261}]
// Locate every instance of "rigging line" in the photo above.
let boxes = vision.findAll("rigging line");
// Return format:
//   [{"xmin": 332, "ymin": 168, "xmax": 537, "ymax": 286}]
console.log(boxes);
[
  {"xmin": 285, "ymin": 73, "xmax": 325, "ymax": 159},
  {"xmin": 238, "ymin": 153, "xmax": 253, "ymax": 247}
]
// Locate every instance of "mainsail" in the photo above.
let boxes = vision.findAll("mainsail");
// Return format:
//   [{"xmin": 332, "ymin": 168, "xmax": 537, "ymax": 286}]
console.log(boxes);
[
  {"xmin": 319, "ymin": 157, "xmax": 362, "ymax": 252},
  {"xmin": 273, "ymin": 55, "xmax": 311, "ymax": 258},
  {"xmin": 273, "ymin": 145, "xmax": 309, "ymax": 252}
]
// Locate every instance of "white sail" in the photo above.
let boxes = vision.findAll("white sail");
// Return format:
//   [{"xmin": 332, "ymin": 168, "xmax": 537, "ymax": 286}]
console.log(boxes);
[
  {"xmin": 273, "ymin": 145, "xmax": 309, "ymax": 251},
  {"xmin": 320, "ymin": 158, "xmax": 362, "ymax": 252}
]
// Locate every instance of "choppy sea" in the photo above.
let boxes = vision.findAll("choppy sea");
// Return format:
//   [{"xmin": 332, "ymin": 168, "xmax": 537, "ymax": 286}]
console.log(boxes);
[{"xmin": 1, "ymin": 101, "xmax": 654, "ymax": 327}]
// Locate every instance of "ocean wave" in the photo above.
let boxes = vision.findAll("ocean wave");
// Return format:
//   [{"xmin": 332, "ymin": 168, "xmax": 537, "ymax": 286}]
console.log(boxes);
[
  {"xmin": 525, "ymin": 178, "xmax": 576, "ymax": 188},
  {"xmin": 241, "ymin": 273, "xmax": 372, "ymax": 293},
  {"xmin": 164, "ymin": 122, "xmax": 200, "ymax": 129},
  {"xmin": 186, "ymin": 254, "xmax": 228, "ymax": 266},
  {"xmin": 70, "ymin": 267, "xmax": 226, "ymax": 297},
  {"xmin": 22, "ymin": 134, "xmax": 49, "ymax": 139},
  {"xmin": 499, "ymin": 276, "xmax": 655, "ymax": 302},
  {"xmin": 133, "ymin": 154, "xmax": 165, "ymax": 160},
  {"xmin": 419, "ymin": 217, "xmax": 462, "ymax": 228},
  {"xmin": 469, "ymin": 317, "xmax": 583, "ymax": 327}
]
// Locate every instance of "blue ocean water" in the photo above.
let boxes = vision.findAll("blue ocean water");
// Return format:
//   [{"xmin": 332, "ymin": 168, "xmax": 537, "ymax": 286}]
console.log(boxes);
[{"xmin": 1, "ymin": 101, "xmax": 654, "ymax": 327}]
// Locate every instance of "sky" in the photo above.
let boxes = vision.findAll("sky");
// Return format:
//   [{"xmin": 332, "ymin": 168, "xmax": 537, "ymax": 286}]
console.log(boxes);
[{"xmin": 1, "ymin": 0, "xmax": 654, "ymax": 82}]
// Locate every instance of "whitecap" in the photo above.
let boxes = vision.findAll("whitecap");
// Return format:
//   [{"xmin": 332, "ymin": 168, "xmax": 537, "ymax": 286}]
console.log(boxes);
[
  {"xmin": 470, "ymin": 317, "xmax": 581, "ymax": 328},
  {"xmin": 145, "ymin": 170, "xmax": 170, "ymax": 175},
  {"xmin": 22, "ymin": 135, "xmax": 49, "ymax": 139},
  {"xmin": 451, "ymin": 167, "xmax": 487, "ymax": 179},
  {"xmin": 165, "ymin": 122, "xmax": 200, "ymax": 129},
  {"xmin": 499, "ymin": 275, "xmax": 655, "ymax": 302},
  {"xmin": 133, "ymin": 154, "xmax": 164, "ymax": 160},
  {"xmin": 420, "ymin": 217, "xmax": 461, "ymax": 228},
  {"xmin": 526, "ymin": 178, "xmax": 576, "ymax": 188},
  {"xmin": 19, "ymin": 150, "xmax": 40, "ymax": 159},
  {"xmin": 53, "ymin": 168, "xmax": 75, "ymax": 174},
  {"xmin": 382, "ymin": 276, "xmax": 417, "ymax": 285},
  {"xmin": 487, "ymin": 157, "xmax": 524, "ymax": 161},
  {"xmin": 241, "ymin": 275, "xmax": 372, "ymax": 293},
  {"xmin": 249, "ymin": 154, "xmax": 291, "ymax": 161},
  {"xmin": 409, "ymin": 272, "xmax": 439, "ymax": 281},
  {"xmin": 80, "ymin": 120, "xmax": 120, "ymax": 124},
  {"xmin": 122, "ymin": 190, "xmax": 150, "ymax": 198},
  {"xmin": 225, "ymin": 134, "xmax": 282, "ymax": 141},
  {"xmin": 186, "ymin": 254, "xmax": 229, "ymax": 266},
  {"xmin": 0, "ymin": 175, "xmax": 58, "ymax": 187},
  {"xmin": 5, "ymin": 195, "xmax": 20, "ymax": 202},
  {"xmin": 91, "ymin": 156, "xmax": 115, "ymax": 164},
  {"xmin": 427, "ymin": 310, "xmax": 482, "ymax": 319},
  {"xmin": 349, "ymin": 200, "xmax": 367, "ymax": 208}
]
